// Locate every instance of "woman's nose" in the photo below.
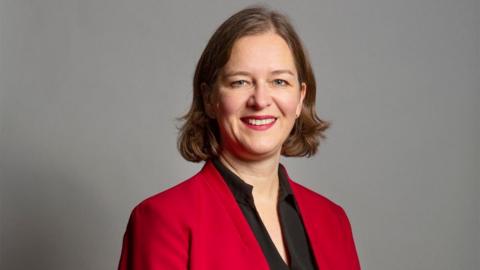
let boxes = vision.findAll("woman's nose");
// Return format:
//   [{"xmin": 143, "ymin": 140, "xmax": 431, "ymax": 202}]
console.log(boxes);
[{"xmin": 247, "ymin": 82, "xmax": 272, "ymax": 109}]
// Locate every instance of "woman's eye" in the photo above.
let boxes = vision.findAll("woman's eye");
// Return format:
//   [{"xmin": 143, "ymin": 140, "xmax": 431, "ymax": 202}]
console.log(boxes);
[
  {"xmin": 273, "ymin": 79, "xmax": 288, "ymax": 86},
  {"xmin": 231, "ymin": 80, "xmax": 249, "ymax": 88}
]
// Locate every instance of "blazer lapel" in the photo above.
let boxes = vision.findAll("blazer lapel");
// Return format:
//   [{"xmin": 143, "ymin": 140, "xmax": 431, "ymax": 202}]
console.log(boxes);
[
  {"xmin": 281, "ymin": 165, "xmax": 326, "ymax": 269},
  {"xmin": 290, "ymin": 181, "xmax": 325, "ymax": 269},
  {"xmin": 200, "ymin": 161, "xmax": 270, "ymax": 269}
]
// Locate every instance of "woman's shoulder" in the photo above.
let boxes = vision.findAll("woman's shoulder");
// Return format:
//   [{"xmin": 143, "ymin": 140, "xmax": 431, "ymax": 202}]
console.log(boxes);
[
  {"xmin": 288, "ymin": 179, "xmax": 348, "ymax": 217},
  {"xmin": 127, "ymin": 160, "xmax": 223, "ymax": 223},
  {"xmin": 125, "ymin": 170, "xmax": 210, "ymax": 228},
  {"xmin": 134, "ymin": 171, "xmax": 204, "ymax": 213},
  {"xmin": 280, "ymin": 164, "xmax": 345, "ymax": 213}
]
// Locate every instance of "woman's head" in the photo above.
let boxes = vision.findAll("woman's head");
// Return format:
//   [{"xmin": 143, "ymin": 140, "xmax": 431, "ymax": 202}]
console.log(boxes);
[{"xmin": 178, "ymin": 6, "xmax": 329, "ymax": 162}]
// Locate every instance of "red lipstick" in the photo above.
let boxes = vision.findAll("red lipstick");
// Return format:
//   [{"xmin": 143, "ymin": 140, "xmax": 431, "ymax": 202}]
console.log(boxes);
[{"xmin": 240, "ymin": 115, "xmax": 277, "ymax": 131}]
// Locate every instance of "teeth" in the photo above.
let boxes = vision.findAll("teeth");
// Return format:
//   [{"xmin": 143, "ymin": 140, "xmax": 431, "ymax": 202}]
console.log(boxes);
[{"xmin": 247, "ymin": 118, "xmax": 275, "ymax": 126}]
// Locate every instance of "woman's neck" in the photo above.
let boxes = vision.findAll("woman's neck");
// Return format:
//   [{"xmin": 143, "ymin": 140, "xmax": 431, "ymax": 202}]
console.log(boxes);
[{"xmin": 218, "ymin": 151, "xmax": 280, "ymax": 203}]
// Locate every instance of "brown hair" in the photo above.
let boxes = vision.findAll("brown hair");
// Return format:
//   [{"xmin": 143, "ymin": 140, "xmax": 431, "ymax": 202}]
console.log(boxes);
[{"xmin": 177, "ymin": 6, "xmax": 330, "ymax": 162}]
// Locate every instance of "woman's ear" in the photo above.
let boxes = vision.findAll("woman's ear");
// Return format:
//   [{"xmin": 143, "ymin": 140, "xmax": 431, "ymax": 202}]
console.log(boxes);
[
  {"xmin": 296, "ymin": 82, "xmax": 307, "ymax": 117},
  {"xmin": 201, "ymin": 83, "xmax": 217, "ymax": 119}
]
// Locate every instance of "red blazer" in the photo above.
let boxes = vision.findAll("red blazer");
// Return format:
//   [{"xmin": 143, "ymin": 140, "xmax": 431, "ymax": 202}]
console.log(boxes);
[{"xmin": 118, "ymin": 160, "xmax": 361, "ymax": 270}]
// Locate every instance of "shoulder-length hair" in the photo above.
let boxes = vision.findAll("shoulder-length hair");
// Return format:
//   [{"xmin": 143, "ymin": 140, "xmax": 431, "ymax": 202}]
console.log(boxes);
[{"xmin": 177, "ymin": 6, "xmax": 330, "ymax": 162}]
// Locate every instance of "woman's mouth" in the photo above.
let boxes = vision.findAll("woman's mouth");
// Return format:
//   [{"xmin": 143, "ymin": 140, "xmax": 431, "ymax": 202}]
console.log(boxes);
[{"xmin": 241, "ymin": 116, "xmax": 277, "ymax": 130}]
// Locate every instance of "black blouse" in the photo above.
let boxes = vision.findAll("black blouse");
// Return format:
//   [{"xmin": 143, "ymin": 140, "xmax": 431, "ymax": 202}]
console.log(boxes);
[{"xmin": 212, "ymin": 159, "xmax": 317, "ymax": 270}]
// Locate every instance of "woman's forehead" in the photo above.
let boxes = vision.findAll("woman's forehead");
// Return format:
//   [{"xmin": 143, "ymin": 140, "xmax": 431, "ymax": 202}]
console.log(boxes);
[{"xmin": 222, "ymin": 33, "xmax": 297, "ymax": 76}]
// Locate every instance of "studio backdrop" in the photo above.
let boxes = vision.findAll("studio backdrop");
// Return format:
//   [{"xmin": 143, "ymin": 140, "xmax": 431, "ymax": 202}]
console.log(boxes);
[{"xmin": 0, "ymin": 0, "xmax": 478, "ymax": 269}]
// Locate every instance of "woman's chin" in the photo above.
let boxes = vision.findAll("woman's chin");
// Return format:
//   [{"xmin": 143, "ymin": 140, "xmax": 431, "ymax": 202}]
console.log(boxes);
[
  {"xmin": 221, "ymin": 137, "xmax": 283, "ymax": 161},
  {"xmin": 238, "ymin": 144, "xmax": 282, "ymax": 160}
]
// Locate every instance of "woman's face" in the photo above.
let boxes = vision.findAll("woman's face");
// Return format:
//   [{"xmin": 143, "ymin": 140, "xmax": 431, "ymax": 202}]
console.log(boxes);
[{"xmin": 211, "ymin": 32, "xmax": 306, "ymax": 161}]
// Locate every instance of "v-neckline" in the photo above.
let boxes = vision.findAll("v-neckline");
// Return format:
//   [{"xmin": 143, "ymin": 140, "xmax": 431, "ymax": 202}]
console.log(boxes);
[{"xmin": 201, "ymin": 160, "xmax": 321, "ymax": 269}]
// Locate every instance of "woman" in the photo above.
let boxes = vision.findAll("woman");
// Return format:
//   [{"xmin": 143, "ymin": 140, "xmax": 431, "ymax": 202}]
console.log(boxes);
[{"xmin": 118, "ymin": 6, "xmax": 360, "ymax": 270}]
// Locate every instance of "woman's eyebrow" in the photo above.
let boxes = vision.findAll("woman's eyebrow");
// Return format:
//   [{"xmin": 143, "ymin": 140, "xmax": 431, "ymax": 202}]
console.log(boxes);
[
  {"xmin": 271, "ymin": 69, "xmax": 295, "ymax": 76},
  {"xmin": 223, "ymin": 69, "xmax": 295, "ymax": 78},
  {"xmin": 222, "ymin": 71, "xmax": 251, "ymax": 78}
]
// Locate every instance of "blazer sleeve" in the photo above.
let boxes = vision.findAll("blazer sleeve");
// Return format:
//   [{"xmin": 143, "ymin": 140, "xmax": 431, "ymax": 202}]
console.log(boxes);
[
  {"xmin": 118, "ymin": 202, "xmax": 190, "ymax": 270},
  {"xmin": 336, "ymin": 206, "xmax": 361, "ymax": 269}
]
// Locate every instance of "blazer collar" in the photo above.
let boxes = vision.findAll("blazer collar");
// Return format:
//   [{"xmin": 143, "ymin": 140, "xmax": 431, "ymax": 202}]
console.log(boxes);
[
  {"xmin": 279, "ymin": 163, "xmax": 325, "ymax": 268},
  {"xmin": 200, "ymin": 160, "xmax": 270, "ymax": 269},
  {"xmin": 211, "ymin": 158, "xmax": 294, "ymax": 207},
  {"xmin": 200, "ymin": 160, "xmax": 323, "ymax": 269}
]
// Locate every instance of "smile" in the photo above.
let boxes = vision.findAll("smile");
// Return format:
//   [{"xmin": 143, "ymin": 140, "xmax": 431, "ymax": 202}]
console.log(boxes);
[
  {"xmin": 247, "ymin": 118, "xmax": 275, "ymax": 126},
  {"xmin": 241, "ymin": 116, "xmax": 277, "ymax": 130}
]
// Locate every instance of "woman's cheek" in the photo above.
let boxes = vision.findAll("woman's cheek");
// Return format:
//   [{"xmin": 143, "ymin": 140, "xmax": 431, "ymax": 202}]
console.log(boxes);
[
  {"xmin": 217, "ymin": 93, "xmax": 243, "ymax": 115},
  {"xmin": 276, "ymin": 93, "xmax": 302, "ymax": 116}
]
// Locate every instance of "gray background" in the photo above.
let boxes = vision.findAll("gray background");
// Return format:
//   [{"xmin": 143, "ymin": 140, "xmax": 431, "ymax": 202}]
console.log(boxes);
[{"xmin": 0, "ymin": 0, "xmax": 478, "ymax": 269}]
